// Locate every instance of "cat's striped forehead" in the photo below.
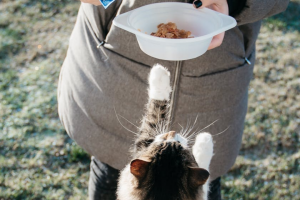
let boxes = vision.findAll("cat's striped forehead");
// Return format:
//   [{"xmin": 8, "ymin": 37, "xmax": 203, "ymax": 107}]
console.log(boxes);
[{"xmin": 140, "ymin": 142, "xmax": 199, "ymax": 200}]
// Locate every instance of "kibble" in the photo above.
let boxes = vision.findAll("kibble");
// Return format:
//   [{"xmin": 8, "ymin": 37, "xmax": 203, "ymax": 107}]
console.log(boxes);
[{"xmin": 150, "ymin": 22, "xmax": 193, "ymax": 39}]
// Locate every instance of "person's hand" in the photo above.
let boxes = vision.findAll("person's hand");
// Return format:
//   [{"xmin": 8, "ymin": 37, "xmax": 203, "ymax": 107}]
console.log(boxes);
[
  {"xmin": 193, "ymin": 0, "xmax": 229, "ymax": 50},
  {"xmin": 80, "ymin": 0, "xmax": 101, "ymax": 6}
]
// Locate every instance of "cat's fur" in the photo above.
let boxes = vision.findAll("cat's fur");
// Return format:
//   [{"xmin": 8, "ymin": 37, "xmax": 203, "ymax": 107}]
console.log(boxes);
[{"xmin": 117, "ymin": 64, "xmax": 214, "ymax": 200}]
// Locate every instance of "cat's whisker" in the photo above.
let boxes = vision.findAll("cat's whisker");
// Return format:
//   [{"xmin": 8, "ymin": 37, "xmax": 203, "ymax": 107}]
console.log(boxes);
[
  {"xmin": 183, "ymin": 126, "xmax": 191, "ymax": 138},
  {"xmin": 117, "ymin": 113, "xmax": 139, "ymax": 129},
  {"xmin": 186, "ymin": 130, "xmax": 201, "ymax": 141},
  {"xmin": 154, "ymin": 122, "xmax": 159, "ymax": 135},
  {"xmin": 165, "ymin": 120, "xmax": 171, "ymax": 133},
  {"xmin": 158, "ymin": 121, "xmax": 163, "ymax": 135},
  {"xmin": 187, "ymin": 125, "xmax": 229, "ymax": 146},
  {"xmin": 187, "ymin": 115, "xmax": 197, "ymax": 133},
  {"xmin": 156, "ymin": 121, "xmax": 162, "ymax": 134},
  {"xmin": 187, "ymin": 119, "xmax": 219, "ymax": 140},
  {"xmin": 178, "ymin": 123, "xmax": 183, "ymax": 129},
  {"xmin": 185, "ymin": 114, "xmax": 199, "ymax": 137},
  {"xmin": 186, "ymin": 126, "xmax": 201, "ymax": 140},
  {"xmin": 199, "ymin": 119, "xmax": 219, "ymax": 132},
  {"xmin": 182, "ymin": 119, "xmax": 191, "ymax": 138},
  {"xmin": 182, "ymin": 125, "xmax": 189, "ymax": 138},
  {"xmin": 212, "ymin": 126, "xmax": 230, "ymax": 137},
  {"xmin": 156, "ymin": 120, "xmax": 164, "ymax": 135},
  {"xmin": 182, "ymin": 119, "xmax": 189, "ymax": 136},
  {"xmin": 162, "ymin": 123, "xmax": 167, "ymax": 134},
  {"xmin": 114, "ymin": 107, "xmax": 139, "ymax": 136},
  {"xmin": 187, "ymin": 131, "xmax": 201, "ymax": 141},
  {"xmin": 186, "ymin": 132, "xmax": 198, "ymax": 140},
  {"xmin": 178, "ymin": 123, "xmax": 186, "ymax": 137}
]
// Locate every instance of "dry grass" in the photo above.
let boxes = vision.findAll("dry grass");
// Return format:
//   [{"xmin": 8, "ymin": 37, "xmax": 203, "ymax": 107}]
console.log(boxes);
[{"xmin": 0, "ymin": 0, "xmax": 299, "ymax": 199}]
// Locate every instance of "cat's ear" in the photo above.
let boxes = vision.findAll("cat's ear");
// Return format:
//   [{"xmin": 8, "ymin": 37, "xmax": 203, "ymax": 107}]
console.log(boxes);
[
  {"xmin": 188, "ymin": 167, "xmax": 210, "ymax": 186},
  {"xmin": 130, "ymin": 158, "xmax": 150, "ymax": 179}
]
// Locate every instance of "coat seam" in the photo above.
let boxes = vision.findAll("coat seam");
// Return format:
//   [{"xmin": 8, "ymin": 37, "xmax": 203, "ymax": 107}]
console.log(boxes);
[{"xmin": 167, "ymin": 61, "xmax": 183, "ymax": 131}]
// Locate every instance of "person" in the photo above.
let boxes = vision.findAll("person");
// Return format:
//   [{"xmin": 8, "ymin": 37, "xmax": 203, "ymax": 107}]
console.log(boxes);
[{"xmin": 57, "ymin": 0, "xmax": 289, "ymax": 199}]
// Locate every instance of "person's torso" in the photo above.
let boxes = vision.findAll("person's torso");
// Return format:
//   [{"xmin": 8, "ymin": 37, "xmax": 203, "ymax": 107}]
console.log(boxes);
[{"xmin": 82, "ymin": 0, "xmax": 261, "ymax": 76}]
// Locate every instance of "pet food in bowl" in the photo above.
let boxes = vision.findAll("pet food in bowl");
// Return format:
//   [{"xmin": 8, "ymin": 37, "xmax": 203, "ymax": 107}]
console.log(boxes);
[{"xmin": 150, "ymin": 22, "xmax": 193, "ymax": 39}]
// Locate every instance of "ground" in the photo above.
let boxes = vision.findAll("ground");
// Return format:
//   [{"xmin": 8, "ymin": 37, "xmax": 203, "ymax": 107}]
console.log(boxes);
[{"xmin": 0, "ymin": 1, "xmax": 299, "ymax": 199}]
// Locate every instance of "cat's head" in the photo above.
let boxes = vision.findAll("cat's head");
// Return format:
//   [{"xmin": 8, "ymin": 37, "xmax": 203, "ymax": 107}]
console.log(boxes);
[{"xmin": 118, "ymin": 131, "xmax": 210, "ymax": 200}]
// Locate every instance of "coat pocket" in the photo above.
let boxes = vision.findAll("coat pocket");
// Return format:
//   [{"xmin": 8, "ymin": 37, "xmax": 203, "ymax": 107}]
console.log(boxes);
[{"xmin": 179, "ymin": 51, "xmax": 255, "ymax": 113}]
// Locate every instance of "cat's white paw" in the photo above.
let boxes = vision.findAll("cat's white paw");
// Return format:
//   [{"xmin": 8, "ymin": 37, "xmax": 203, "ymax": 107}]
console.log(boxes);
[
  {"xmin": 148, "ymin": 64, "xmax": 172, "ymax": 101},
  {"xmin": 192, "ymin": 132, "xmax": 214, "ymax": 170}
]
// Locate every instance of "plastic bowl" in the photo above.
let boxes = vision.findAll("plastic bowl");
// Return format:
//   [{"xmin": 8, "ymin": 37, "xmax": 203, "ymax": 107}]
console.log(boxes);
[{"xmin": 113, "ymin": 2, "xmax": 237, "ymax": 61}]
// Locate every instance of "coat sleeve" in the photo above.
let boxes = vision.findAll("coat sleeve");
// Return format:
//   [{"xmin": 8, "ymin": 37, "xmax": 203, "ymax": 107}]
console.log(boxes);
[
  {"xmin": 235, "ymin": 0, "xmax": 290, "ymax": 25},
  {"xmin": 80, "ymin": 0, "xmax": 122, "ymax": 41}
]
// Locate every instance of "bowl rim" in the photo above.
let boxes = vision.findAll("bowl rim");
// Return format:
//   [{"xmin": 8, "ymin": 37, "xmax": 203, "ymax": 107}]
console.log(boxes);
[{"xmin": 113, "ymin": 2, "xmax": 237, "ymax": 44}]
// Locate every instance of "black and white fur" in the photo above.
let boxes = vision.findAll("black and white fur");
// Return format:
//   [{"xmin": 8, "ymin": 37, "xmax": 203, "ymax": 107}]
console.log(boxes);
[{"xmin": 117, "ymin": 64, "xmax": 214, "ymax": 200}]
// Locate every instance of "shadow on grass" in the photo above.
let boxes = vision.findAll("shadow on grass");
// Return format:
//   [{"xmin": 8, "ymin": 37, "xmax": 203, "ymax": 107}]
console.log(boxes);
[
  {"xmin": 0, "ymin": 28, "xmax": 24, "ymax": 60},
  {"xmin": 0, "ymin": 186, "xmax": 45, "ymax": 200},
  {"xmin": 0, "ymin": 140, "xmax": 89, "ymax": 198},
  {"xmin": 0, "ymin": 136, "xmax": 90, "ymax": 173},
  {"xmin": 0, "ymin": 0, "xmax": 79, "ymax": 61},
  {"xmin": 264, "ymin": 1, "xmax": 300, "ymax": 32},
  {"xmin": 6, "ymin": 148, "xmax": 89, "ymax": 167}
]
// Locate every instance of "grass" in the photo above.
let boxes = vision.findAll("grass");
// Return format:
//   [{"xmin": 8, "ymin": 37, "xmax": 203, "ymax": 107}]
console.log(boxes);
[
  {"xmin": 0, "ymin": 0, "xmax": 90, "ymax": 199},
  {"xmin": 222, "ymin": 1, "xmax": 300, "ymax": 199},
  {"xmin": 0, "ymin": 0, "xmax": 299, "ymax": 199}
]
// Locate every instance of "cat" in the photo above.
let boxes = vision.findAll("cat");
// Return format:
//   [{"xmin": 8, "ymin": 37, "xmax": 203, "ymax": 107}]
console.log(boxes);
[{"xmin": 117, "ymin": 64, "xmax": 214, "ymax": 200}]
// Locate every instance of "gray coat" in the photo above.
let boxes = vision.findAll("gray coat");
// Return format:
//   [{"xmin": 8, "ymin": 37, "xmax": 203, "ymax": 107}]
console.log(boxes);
[{"xmin": 57, "ymin": 0, "xmax": 289, "ymax": 180}]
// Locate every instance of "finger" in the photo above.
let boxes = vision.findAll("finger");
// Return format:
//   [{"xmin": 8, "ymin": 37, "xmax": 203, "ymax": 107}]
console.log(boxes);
[
  {"xmin": 193, "ymin": 0, "xmax": 229, "ymax": 15},
  {"xmin": 93, "ymin": 0, "xmax": 102, "ymax": 6},
  {"xmin": 209, "ymin": 2, "xmax": 229, "ymax": 15},
  {"xmin": 192, "ymin": 0, "xmax": 203, "ymax": 9},
  {"xmin": 192, "ymin": 0, "xmax": 228, "ymax": 49},
  {"xmin": 208, "ymin": 32, "xmax": 225, "ymax": 50}
]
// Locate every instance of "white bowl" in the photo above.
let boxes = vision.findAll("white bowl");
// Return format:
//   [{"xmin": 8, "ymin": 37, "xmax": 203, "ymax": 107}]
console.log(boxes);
[{"xmin": 113, "ymin": 2, "xmax": 237, "ymax": 61}]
